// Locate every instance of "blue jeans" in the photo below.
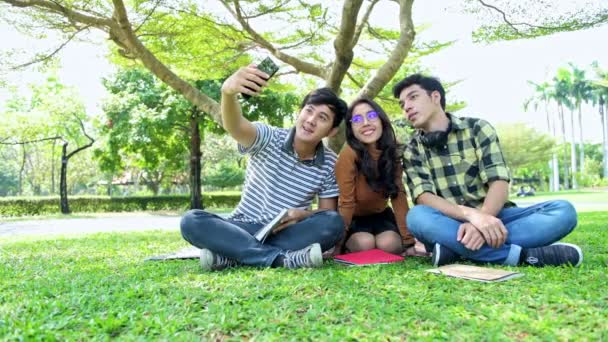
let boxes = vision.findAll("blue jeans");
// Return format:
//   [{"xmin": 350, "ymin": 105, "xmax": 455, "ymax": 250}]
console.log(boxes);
[
  {"xmin": 180, "ymin": 210, "xmax": 344, "ymax": 267},
  {"xmin": 406, "ymin": 200, "xmax": 578, "ymax": 266}
]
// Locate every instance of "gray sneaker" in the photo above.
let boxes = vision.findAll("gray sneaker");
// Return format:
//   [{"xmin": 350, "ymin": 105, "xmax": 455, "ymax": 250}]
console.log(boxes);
[
  {"xmin": 200, "ymin": 249, "xmax": 238, "ymax": 271},
  {"xmin": 283, "ymin": 243, "xmax": 323, "ymax": 269},
  {"xmin": 521, "ymin": 242, "xmax": 583, "ymax": 267}
]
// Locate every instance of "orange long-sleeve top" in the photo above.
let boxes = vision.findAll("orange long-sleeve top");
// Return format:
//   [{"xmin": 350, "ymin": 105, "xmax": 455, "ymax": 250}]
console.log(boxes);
[{"xmin": 335, "ymin": 145, "xmax": 415, "ymax": 245}]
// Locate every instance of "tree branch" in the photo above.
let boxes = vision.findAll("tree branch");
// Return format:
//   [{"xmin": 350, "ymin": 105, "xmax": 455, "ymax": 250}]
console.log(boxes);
[
  {"xmin": 109, "ymin": 0, "xmax": 222, "ymax": 123},
  {"xmin": 11, "ymin": 26, "xmax": 90, "ymax": 70},
  {"xmin": 476, "ymin": 0, "xmax": 527, "ymax": 36},
  {"xmin": 345, "ymin": 71, "xmax": 364, "ymax": 89},
  {"xmin": 275, "ymin": 70, "xmax": 298, "ymax": 77},
  {"xmin": 66, "ymin": 115, "xmax": 95, "ymax": 159},
  {"xmin": 357, "ymin": 0, "xmax": 415, "ymax": 99},
  {"xmin": 241, "ymin": 0, "xmax": 291, "ymax": 19},
  {"xmin": 277, "ymin": 32, "xmax": 317, "ymax": 50},
  {"xmin": 476, "ymin": 0, "xmax": 608, "ymax": 36},
  {"xmin": 2, "ymin": 0, "xmax": 114, "ymax": 28},
  {"xmin": 351, "ymin": 0, "xmax": 379, "ymax": 47},
  {"xmin": 3, "ymin": 0, "xmax": 223, "ymax": 123},
  {"xmin": 222, "ymin": 0, "xmax": 326, "ymax": 79},
  {"xmin": 133, "ymin": 0, "xmax": 162, "ymax": 33},
  {"xmin": 326, "ymin": 0, "xmax": 364, "ymax": 91},
  {"xmin": 0, "ymin": 136, "xmax": 63, "ymax": 145}
]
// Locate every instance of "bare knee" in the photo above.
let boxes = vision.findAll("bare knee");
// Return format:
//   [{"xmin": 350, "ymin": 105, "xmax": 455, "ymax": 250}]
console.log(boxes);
[
  {"xmin": 375, "ymin": 231, "xmax": 403, "ymax": 254},
  {"xmin": 346, "ymin": 232, "xmax": 376, "ymax": 252}
]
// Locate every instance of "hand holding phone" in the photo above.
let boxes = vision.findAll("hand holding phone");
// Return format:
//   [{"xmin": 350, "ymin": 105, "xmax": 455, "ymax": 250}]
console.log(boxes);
[{"xmin": 242, "ymin": 57, "xmax": 279, "ymax": 100}]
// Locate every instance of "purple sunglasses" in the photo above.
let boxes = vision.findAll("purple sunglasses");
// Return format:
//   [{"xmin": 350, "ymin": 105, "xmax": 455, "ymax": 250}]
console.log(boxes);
[{"xmin": 350, "ymin": 111, "xmax": 379, "ymax": 124}]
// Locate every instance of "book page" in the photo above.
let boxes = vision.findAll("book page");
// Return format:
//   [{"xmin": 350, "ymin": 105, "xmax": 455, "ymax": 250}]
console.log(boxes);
[
  {"xmin": 254, "ymin": 208, "xmax": 289, "ymax": 242},
  {"xmin": 427, "ymin": 264, "xmax": 524, "ymax": 282}
]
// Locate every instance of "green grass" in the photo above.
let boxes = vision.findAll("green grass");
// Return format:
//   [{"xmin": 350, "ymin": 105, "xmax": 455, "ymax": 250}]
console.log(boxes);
[
  {"xmin": 509, "ymin": 189, "xmax": 608, "ymax": 202},
  {"xmin": 510, "ymin": 190, "xmax": 608, "ymax": 212},
  {"xmin": 1, "ymin": 212, "xmax": 607, "ymax": 340}
]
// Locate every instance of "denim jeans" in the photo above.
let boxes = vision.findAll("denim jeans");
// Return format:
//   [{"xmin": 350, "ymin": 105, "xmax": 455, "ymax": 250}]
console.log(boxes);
[
  {"xmin": 406, "ymin": 200, "xmax": 578, "ymax": 266},
  {"xmin": 180, "ymin": 210, "xmax": 344, "ymax": 267}
]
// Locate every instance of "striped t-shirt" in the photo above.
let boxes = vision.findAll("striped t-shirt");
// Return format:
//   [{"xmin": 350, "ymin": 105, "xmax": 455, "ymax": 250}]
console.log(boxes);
[{"xmin": 227, "ymin": 123, "xmax": 339, "ymax": 225}]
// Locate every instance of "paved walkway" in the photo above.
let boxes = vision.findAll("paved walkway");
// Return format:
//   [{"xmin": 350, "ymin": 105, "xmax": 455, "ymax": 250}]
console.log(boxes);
[
  {"xmin": 1, "ymin": 198, "xmax": 605, "ymax": 238},
  {"xmin": 0, "ymin": 212, "xmax": 194, "ymax": 237}
]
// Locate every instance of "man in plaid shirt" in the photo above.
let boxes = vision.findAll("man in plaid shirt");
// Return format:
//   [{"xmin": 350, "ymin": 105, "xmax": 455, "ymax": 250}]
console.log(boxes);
[{"xmin": 394, "ymin": 74, "xmax": 582, "ymax": 267}]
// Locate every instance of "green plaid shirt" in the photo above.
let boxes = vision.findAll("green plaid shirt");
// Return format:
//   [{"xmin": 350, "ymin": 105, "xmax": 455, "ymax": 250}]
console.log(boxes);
[{"xmin": 403, "ymin": 113, "xmax": 511, "ymax": 209}]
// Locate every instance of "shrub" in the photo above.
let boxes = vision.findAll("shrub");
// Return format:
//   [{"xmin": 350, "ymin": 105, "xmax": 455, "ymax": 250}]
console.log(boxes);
[{"xmin": 0, "ymin": 193, "xmax": 241, "ymax": 217}]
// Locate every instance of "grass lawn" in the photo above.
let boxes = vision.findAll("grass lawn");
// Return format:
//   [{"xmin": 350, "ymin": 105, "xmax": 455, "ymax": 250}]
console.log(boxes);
[
  {"xmin": 509, "ymin": 190, "xmax": 608, "ymax": 213},
  {"xmin": 1, "ymin": 212, "xmax": 607, "ymax": 340},
  {"xmin": 509, "ymin": 190, "xmax": 608, "ymax": 203}
]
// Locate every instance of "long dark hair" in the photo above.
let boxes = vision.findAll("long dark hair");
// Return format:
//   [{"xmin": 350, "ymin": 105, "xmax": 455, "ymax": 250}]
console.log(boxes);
[{"xmin": 345, "ymin": 98, "xmax": 404, "ymax": 199}]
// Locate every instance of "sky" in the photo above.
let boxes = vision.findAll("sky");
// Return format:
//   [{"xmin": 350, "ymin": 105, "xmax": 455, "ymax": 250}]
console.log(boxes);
[{"xmin": 1, "ymin": 1, "xmax": 607, "ymax": 143}]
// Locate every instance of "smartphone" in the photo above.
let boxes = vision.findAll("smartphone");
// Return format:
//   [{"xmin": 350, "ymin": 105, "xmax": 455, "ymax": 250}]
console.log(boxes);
[{"xmin": 242, "ymin": 57, "xmax": 279, "ymax": 100}]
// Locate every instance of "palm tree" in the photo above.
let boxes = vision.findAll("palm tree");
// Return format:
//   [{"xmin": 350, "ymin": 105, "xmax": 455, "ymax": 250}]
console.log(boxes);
[
  {"xmin": 569, "ymin": 63, "xmax": 593, "ymax": 174},
  {"xmin": 591, "ymin": 61, "xmax": 608, "ymax": 178},
  {"xmin": 525, "ymin": 80, "xmax": 559, "ymax": 191},
  {"xmin": 552, "ymin": 70, "xmax": 573, "ymax": 189}
]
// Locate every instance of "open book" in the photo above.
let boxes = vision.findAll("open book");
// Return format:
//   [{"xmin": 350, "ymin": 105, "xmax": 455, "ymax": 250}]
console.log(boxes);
[
  {"xmin": 427, "ymin": 264, "xmax": 524, "ymax": 282},
  {"xmin": 334, "ymin": 249, "xmax": 404, "ymax": 266},
  {"xmin": 144, "ymin": 246, "xmax": 200, "ymax": 261},
  {"xmin": 253, "ymin": 209, "xmax": 289, "ymax": 243}
]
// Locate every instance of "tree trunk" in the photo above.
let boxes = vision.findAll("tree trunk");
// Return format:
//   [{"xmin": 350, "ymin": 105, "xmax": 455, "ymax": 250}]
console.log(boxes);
[
  {"xmin": 148, "ymin": 180, "xmax": 160, "ymax": 196},
  {"xmin": 58, "ymin": 118, "xmax": 95, "ymax": 214},
  {"xmin": 569, "ymin": 109, "xmax": 578, "ymax": 189},
  {"xmin": 559, "ymin": 105, "xmax": 569, "ymax": 189},
  {"xmin": 106, "ymin": 175, "xmax": 113, "ymax": 196},
  {"xmin": 552, "ymin": 154, "xmax": 559, "ymax": 191},
  {"xmin": 545, "ymin": 100, "xmax": 557, "ymax": 192},
  {"xmin": 18, "ymin": 145, "xmax": 26, "ymax": 196},
  {"xmin": 51, "ymin": 139, "xmax": 56, "ymax": 194},
  {"xmin": 602, "ymin": 98, "xmax": 608, "ymax": 178},
  {"xmin": 189, "ymin": 110, "xmax": 203, "ymax": 209},
  {"xmin": 577, "ymin": 105, "xmax": 584, "ymax": 173},
  {"xmin": 60, "ymin": 142, "xmax": 70, "ymax": 214},
  {"xmin": 328, "ymin": 123, "xmax": 346, "ymax": 153}
]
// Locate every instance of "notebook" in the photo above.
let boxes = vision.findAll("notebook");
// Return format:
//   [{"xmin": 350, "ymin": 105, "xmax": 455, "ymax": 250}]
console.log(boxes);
[
  {"xmin": 427, "ymin": 264, "xmax": 524, "ymax": 282},
  {"xmin": 253, "ymin": 209, "xmax": 289, "ymax": 243},
  {"xmin": 145, "ymin": 246, "xmax": 200, "ymax": 261},
  {"xmin": 334, "ymin": 248, "xmax": 404, "ymax": 266}
]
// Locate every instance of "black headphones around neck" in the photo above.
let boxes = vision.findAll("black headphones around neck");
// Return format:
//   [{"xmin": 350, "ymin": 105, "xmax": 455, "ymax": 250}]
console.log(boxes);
[{"xmin": 420, "ymin": 120, "xmax": 452, "ymax": 148}]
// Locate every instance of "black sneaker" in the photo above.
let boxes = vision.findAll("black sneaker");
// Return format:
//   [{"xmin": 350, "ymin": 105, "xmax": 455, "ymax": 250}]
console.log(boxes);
[
  {"xmin": 521, "ymin": 243, "xmax": 583, "ymax": 267},
  {"xmin": 200, "ymin": 249, "xmax": 238, "ymax": 271},
  {"xmin": 283, "ymin": 243, "xmax": 323, "ymax": 269},
  {"xmin": 431, "ymin": 243, "xmax": 460, "ymax": 267}
]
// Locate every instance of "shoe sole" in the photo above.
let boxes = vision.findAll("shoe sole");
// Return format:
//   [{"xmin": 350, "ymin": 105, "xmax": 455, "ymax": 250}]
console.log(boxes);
[
  {"xmin": 551, "ymin": 242, "xmax": 583, "ymax": 267},
  {"xmin": 432, "ymin": 243, "xmax": 440, "ymax": 267},
  {"xmin": 310, "ymin": 243, "xmax": 323, "ymax": 267},
  {"xmin": 200, "ymin": 249, "xmax": 214, "ymax": 271}
]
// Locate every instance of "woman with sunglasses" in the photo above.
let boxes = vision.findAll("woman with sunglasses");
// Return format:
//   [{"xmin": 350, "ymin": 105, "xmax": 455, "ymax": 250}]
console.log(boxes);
[{"xmin": 335, "ymin": 97, "xmax": 416, "ymax": 256}]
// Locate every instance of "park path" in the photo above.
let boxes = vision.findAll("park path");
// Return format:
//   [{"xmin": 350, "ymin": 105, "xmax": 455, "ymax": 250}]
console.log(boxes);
[
  {"xmin": 1, "ymin": 198, "xmax": 604, "ymax": 238},
  {"xmin": 0, "ymin": 212, "xmax": 191, "ymax": 238}
]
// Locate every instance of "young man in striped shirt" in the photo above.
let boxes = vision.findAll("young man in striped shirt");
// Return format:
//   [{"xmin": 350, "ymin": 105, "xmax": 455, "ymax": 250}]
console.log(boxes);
[
  {"xmin": 180, "ymin": 64, "xmax": 347, "ymax": 271},
  {"xmin": 394, "ymin": 73, "xmax": 583, "ymax": 268}
]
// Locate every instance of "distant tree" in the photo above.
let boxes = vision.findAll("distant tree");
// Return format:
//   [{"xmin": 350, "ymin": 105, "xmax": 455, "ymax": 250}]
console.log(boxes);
[
  {"xmin": 96, "ymin": 68, "xmax": 298, "ymax": 207},
  {"xmin": 0, "ymin": 77, "xmax": 94, "ymax": 213},
  {"xmin": 0, "ymin": 159, "xmax": 18, "ymax": 196},
  {"xmin": 590, "ymin": 62, "xmax": 608, "ymax": 178},
  {"xmin": 569, "ymin": 63, "xmax": 593, "ymax": 173},
  {"xmin": 525, "ymin": 81, "xmax": 559, "ymax": 191},
  {"xmin": 203, "ymin": 162, "xmax": 245, "ymax": 190},
  {"xmin": 497, "ymin": 123, "xmax": 555, "ymax": 171},
  {"xmin": 550, "ymin": 69, "xmax": 574, "ymax": 189}
]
